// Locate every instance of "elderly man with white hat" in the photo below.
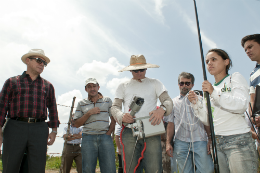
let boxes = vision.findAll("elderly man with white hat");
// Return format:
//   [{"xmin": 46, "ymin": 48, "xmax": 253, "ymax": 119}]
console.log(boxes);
[
  {"xmin": 111, "ymin": 55, "xmax": 173, "ymax": 173},
  {"xmin": 73, "ymin": 78, "xmax": 116, "ymax": 173},
  {"xmin": 0, "ymin": 49, "xmax": 59, "ymax": 173}
]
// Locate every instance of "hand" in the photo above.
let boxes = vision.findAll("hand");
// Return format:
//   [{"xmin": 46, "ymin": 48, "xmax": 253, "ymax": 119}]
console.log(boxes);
[
  {"xmin": 207, "ymin": 139, "xmax": 212, "ymax": 155},
  {"xmin": 188, "ymin": 91, "xmax": 198, "ymax": 104},
  {"xmin": 118, "ymin": 148, "xmax": 122, "ymax": 155},
  {"xmin": 202, "ymin": 80, "xmax": 214, "ymax": 94},
  {"xmin": 166, "ymin": 142, "xmax": 173, "ymax": 157},
  {"xmin": 251, "ymin": 117, "xmax": 260, "ymax": 127},
  {"xmin": 106, "ymin": 131, "xmax": 111, "ymax": 136},
  {"xmin": 149, "ymin": 108, "xmax": 164, "ymax": 125},
  {"xmin": 88, "ymin": 107, "xmax": 100, "ymax": 115},
  {"xmin": 251, "ymin": 131, "xmax": 260, "ymax": 143},
  {"xmin": 122, "ymin": 113, "xmax": 135, "ymax": 123},
  {"xmin": 47, "ymin": 132, "xmax": 57, "ymax": 145}
]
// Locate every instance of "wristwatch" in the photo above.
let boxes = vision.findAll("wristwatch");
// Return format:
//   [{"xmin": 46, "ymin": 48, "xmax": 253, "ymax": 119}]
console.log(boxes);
[
  {"xmin": 52, "ymin": 130, "xmax": 57, "ymax": 134},
  {"xmin": 160, "ymin": 105, "xmax": 167, "ymax": 114}
]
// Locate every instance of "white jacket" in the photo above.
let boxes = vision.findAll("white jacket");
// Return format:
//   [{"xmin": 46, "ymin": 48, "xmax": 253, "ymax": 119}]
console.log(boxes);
[{"xmin": 192, "ymin": 72, "xmax": 250, "ymax": 136}]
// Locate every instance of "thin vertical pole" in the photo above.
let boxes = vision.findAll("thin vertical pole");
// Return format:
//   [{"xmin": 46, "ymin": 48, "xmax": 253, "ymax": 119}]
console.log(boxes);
[
  {"xmin": 192, "ymin": 0, "xmax": 219, "ymax": 172},
  {"xmin": 60, "ymin": 97, "xmax": 76, "ymax": 173}
]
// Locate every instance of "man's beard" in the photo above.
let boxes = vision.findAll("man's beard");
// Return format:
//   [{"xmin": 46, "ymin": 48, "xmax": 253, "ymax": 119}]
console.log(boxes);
[{"xmin": 181, "ymin": 87, "xmax": 190, "ymax": 95}]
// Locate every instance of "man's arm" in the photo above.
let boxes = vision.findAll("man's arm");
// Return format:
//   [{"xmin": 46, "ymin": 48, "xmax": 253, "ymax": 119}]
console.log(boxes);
[
  {"xmin": 204, "ymin": 125, "xmax": 212, "ymax": 155},
  {"xmin": 73, "ymin": 107, "xmax": 100, "ymax": 128},
  {"xmin": 249, "ymin": 93, "xmax": 255, "ymax": 115},
  {"xmin": 249, "ymin": 93, "xmax": 260, "ymax": 127},
  {"xmin": 149, "ymin": 91, "xmax": 173, "ymax": 125},
  {"xmin": 111, "ymin": 98, "xmax": 135, "ymax": 125},
  {"xmin": 47, "ymin": 128, "xmax": 57, "ymax": 145},
  {"xmin": 115, "ymin": 135, "xmax": 122, "ymax": 155},
  {"xmin": 63, "ymin": 131, "xmax": 82, "ymax": 141},
  {"xmin": 166, "ymin": 122, "xmax": 174, "ymax": 157},
  {"xmin": 0, "ymin": 79, "xmax": 12, "ymax": 149},
  {"xmin": 47, "ymin": 84, "xmax": 59, "ymax": 145},
  {"xmin": 106, "ymin": 116, "xmax": 116, "ymax": 136}
]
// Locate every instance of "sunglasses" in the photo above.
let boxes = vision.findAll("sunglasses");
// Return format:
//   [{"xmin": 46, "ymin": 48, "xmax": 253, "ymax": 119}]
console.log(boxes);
[
  {"xmin": 29, "ymin": 58, "xmax": 47, "ymax": 67},
  {"xmin": 132, "ymin": 69, "xmax": 146, "ymax": 73},
  {"xmin": 179, "ymin": 82, "xmax": 191, "ymax": 86}
]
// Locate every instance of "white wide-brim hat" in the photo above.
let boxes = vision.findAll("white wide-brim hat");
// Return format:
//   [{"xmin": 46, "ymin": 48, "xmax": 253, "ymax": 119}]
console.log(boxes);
[
  {"xmin": 119, "ymin": 55, "xmax": 159, "ymax": 72},
  {"xmin": 21, "ymin": 49, "xmax": 50, "ymax": 64}
]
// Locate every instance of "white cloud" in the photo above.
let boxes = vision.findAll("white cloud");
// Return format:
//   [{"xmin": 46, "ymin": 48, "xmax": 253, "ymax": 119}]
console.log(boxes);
[
  {"xmin": 134, "ymin": 0, "xmax": 166, "ymax": 24},
  {"xmin": 57, "ymin": 90, "xmax": 83, "ymax": 123},
  {"xmin": 154, "ymin": 0, "xmax": 165, "ymax": 23},
  {"xmin": 173, "ymin": 1, "xmax": 217, "ymax": 48},
  {"xmin": 106, "ymin": 77, "xmax": 131, "ymax": 94},
  {"xmin": 76, "ymin": 57, "xmax": 125, "ymax": 85}
]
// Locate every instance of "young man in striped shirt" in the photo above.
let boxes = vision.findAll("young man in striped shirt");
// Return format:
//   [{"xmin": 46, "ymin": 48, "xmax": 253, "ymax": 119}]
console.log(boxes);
[
  {"xmin": 241, "ymin": 34, "xmax": 260, "ymax": 126},
  {"xmin": 73, "ymin": 78, "xmax": 116, "ymax": 173}
]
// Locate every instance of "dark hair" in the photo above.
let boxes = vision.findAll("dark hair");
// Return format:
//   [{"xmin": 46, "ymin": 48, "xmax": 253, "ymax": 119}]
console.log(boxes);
[
  {"xmin": 178, "ymin": 72, "xmax": 195, "ymax": 84},
  {"xmin": 241, "ymin": 34, "xmax": 260, "ymax": 47},
  {"xmin": 207, "ymin": 48, "xmax": 232, "ymax": 74}
]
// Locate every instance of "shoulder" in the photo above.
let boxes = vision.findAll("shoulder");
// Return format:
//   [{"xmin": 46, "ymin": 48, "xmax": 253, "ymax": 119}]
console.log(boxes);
[
  {"xmin": 3, "ymin": 75, "xmax": 21, "ymax": 88},
  {"xmin": 118, "ymin": 79, "xmax": 132, "ymax": 87},
  {"xmin": 172, "ymin": 96, "xmax": 180, "ymax": 103},
  {"xmin": 145, "ymin": 77, "xmax": 161, "ymax": 83},
  {"xmin": 102, "ymin": 96, "xmax": 112, "ymax": 102},
  {"xmin": 231, "ymin": 72, "xmax": 247, "ymax": 84},
  {"xmin": 77, "ymin": 98, "xmax": 91, "ymax": 105},
  {"xmin": 41, "ymin": 78, "xmax": 54, "ymax": 87}
]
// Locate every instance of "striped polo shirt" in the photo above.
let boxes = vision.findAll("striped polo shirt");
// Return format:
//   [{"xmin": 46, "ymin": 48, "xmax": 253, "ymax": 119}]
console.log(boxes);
[
  {"xmin": 74, "ymin": 93, "xmax": 112, "ymax": 134},
  {"xmin": 250, "ymin": 63, "xmax": 260, "ymax": 94}
]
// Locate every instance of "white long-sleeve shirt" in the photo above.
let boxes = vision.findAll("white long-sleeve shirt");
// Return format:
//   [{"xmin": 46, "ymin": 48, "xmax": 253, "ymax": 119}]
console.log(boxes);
[{"xmin": 192, "ymin": 72, "xmax": 250, "ymax": 136}]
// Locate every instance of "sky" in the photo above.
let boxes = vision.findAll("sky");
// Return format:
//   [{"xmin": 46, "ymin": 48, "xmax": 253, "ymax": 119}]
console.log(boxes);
[{"xmin": 0, "ymin": 0, "xmax": 260, "ymax": 155}]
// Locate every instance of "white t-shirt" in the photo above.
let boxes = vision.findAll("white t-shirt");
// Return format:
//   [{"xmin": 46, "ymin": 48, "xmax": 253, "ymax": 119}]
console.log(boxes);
[
  {"xmin": 192, "ymin": 72, "xmax": 250, "ymax": 136},
  {"xmin": 115, "ymin": 77, "xmax": 166, "ymax": 118}
]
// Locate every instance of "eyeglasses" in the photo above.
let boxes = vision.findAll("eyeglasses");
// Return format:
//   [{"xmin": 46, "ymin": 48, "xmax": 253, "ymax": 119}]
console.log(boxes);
[
  {"xmin": 29, "ymin": 58, "xmax": 47, "ymax": 67},
  {"xmin": 132, "ymin": 69, "xmax": 146, "ymax": 73},
  {"xmin": 179, "ymin": 82, "xmax": 191, "ymax": 86}
]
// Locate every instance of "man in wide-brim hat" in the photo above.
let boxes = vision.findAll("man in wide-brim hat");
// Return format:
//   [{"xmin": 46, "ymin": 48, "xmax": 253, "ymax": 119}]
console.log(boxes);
[
  {"xmin": 111, "ymin": 54, "xmax": 173, "ymax": 172},
  {"xmin": 0, "ymin": 49, "xmax": 59, "ymax": 173}
]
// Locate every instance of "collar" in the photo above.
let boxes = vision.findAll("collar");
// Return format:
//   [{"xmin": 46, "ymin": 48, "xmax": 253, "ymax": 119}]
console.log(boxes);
[
  {"xmin": 88, "ymin": 92, "xmax": 103, "ymax": 102},
  {"xmin": 20, "ymin": 71, "xmax": 41, "ymax": 80},
  {"xmin": 178, "ymin": 95, "xmax": 184, "ymax": 99},
  {"xmin": 214, "ymin": 74, "xmax": 230, "ymax": 86},
  {"xmin": 256, "ymin": 63, "xmax": 260, "ymax": 68},
  {"xmin": 131, "ymin": 77, "xmax": 147, "ymax": 82}
]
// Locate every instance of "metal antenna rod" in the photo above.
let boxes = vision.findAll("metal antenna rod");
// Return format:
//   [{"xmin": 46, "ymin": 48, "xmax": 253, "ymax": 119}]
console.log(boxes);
[{"xmin": 192, "ymin": 0, "xmax": 219, "ymax": 172}]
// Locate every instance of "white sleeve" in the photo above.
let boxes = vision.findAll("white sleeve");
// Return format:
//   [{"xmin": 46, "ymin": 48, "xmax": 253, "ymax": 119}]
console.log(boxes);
[
  {"xmin": 115, "ymin": 83, "xmax": 125, "ymax": 100},
  {"xmin": 191, "ymin": 96, "xmax": 209, "ymax": 126},
  {"xmin": 63, "ymin": 127, "xmax": 67, "ymax": 135},
  {"xmin": 74, "ymin": 102, "xmax": 83, "ymax": 120},
  {"xmin": 210, "ymin": 72, "xmax": 249, "ymax": 114},
  {"xmin": 167, "ymin": 99, "xmax": 174, "ymax": 123},
  {"xmin": 154, "ymin": 79, "xmax": 167, "ymax": 97},
  {"xmin": 115, "ymin": 123, "xmax": 122, "ymax": 136},
  {"xmin": 250, "ymin": 86, "xmax": 255, "ymax": 94}
]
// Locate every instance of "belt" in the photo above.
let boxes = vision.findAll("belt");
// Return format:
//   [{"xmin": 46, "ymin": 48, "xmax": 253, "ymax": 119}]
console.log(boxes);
[
  {"xmin": 11, "ymin": 117, "xmax": 45, "ymax": 123},
  {"xmin": 67, "ymin": 143, "xmax": 80, "ymax": 146}
]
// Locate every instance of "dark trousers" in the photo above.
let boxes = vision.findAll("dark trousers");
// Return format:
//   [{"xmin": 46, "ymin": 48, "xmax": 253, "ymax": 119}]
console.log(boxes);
[
  {"xmin": 2, "ymin": 119, "xmax": 49, "ymax": 173},
  {"xmin": 63, "ymin": 144, "xmax": 82, "ymax": 173}
]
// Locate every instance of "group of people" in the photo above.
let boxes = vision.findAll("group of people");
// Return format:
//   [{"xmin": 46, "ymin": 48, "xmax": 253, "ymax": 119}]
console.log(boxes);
[{"xmin": 0, "ymin": 33, "xmax": 260, "ymax": 173}]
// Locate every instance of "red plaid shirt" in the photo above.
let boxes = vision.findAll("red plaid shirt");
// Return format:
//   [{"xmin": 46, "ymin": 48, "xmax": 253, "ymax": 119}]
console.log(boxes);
[{"xmin": 0, "ymin": 71, "xmax": 59, "ymax": 128}]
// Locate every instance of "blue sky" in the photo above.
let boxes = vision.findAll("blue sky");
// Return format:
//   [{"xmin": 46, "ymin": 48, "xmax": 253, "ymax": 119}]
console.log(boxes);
[{"xmin": 0, "ymin": 0, "xmax": 259, "ymax": 155}]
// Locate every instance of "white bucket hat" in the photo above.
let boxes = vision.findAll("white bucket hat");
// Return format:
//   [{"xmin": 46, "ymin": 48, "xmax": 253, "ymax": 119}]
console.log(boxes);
[
  {"xmin": 119, "ymin": 55, "xmax": 159, "ymax": 72},
  {"xmin": 21, "ymin": 49, "xmax": 50, "ymax": 64},
  {"xmin": 85, "ymin": 78, "xmax": 98, "ymax": 86}
]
